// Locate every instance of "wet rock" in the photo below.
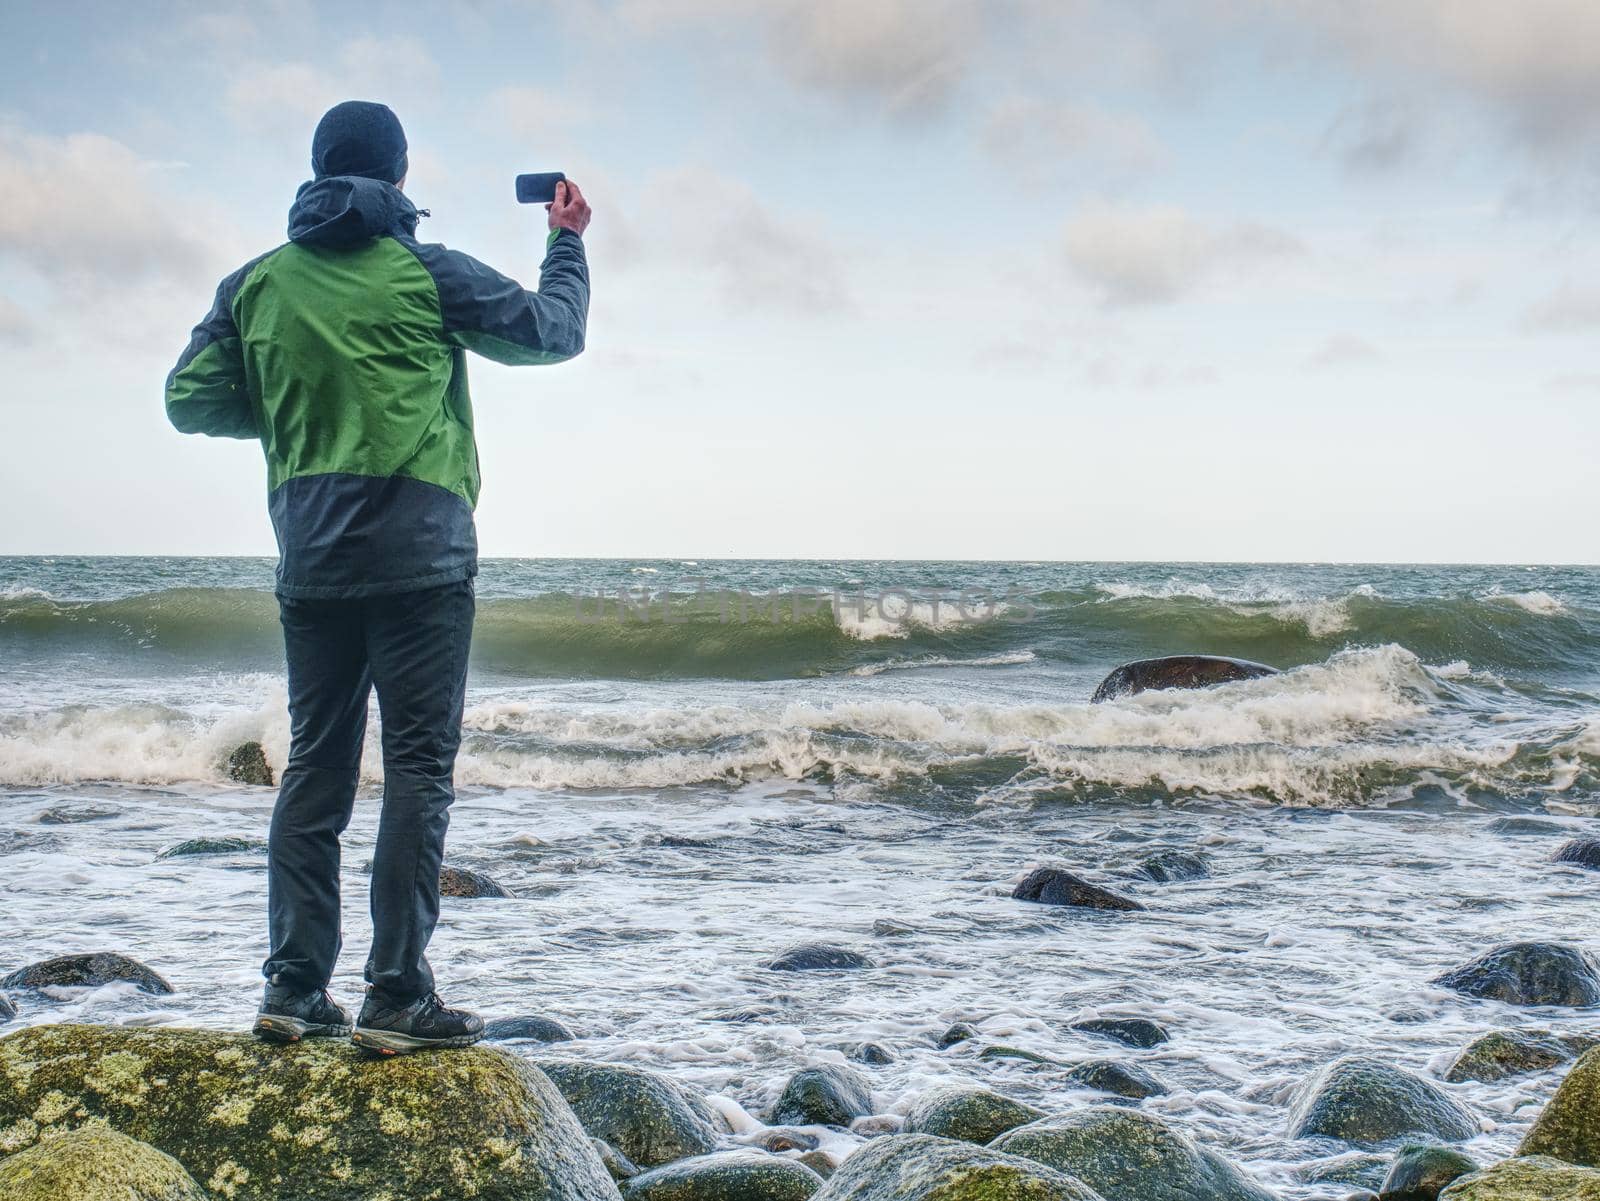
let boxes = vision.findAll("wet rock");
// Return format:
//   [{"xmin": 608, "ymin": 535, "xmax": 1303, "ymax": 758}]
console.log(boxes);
[
  {"xmin": 871, "ymin": 919, "xmax": 915, "ymax": 937},
  {"xmin": 0, "ymin": 993, "xmax": 15, "ymax": 1022},
  {"xmin": 596, "ymin": 1138, "xmax": 643, "ymax": 1182},
  {"xmin": 482, "ymin": 1015, "xmax": 575, "ymax": 1043},
  {"xmin": 711, "ymin": 1004, "xmax": 787, "ymax": 1024},
  {"xmin": 1555, "ymin": 839, "xmax": 1600, "ymax": 870},
  {"xmin": 1444, "ymin": 1029, "xmax": 1575, "ymax": 1084},
  {"xmin": 993, "ymin": 1107, "xmax": 1275, "ymax": 1201},
  {"xmin": 1069, "ymin": 1017, "xmax": 1170, "ymax": 1048},
  {"xmin": 156, "ymin": 837, "xmax": 266, "ymax": 859},
  {"xmin": 1288, "ymin": 1057, "xmax": 1477, "ymax": 1147},
  {"xmin": 623, "ymin": 1150, "xmax": 824, "ymax": 1200},
  {"xmin": 978, "ymin": 1045, "xmax": 1058, "ymax": 1066},
  {"xmin": 1138, "ymin": 850, "xmax": 1211, "ymax": 883},
  {"xmin": 902, "ymin": 1083, "xmax": 1044, "ymax": 1145},
  {"xmin": 536, "ymin": 1057, "xmax": 724, "ymax": 1169},
  {"xmin": 851, "ymin": 1042, "xmax": 894, "ymax": 1066},
  {"xmin": 1091, "ymin": 655, "xmax": 1279, "ymax": 703},
  {"xmin": 1433, "ymin": 943, "xmax": 1600, "ymax": 1007},
  {"xmin": 1487, "ymin": 817, "xmax": 1567, "ymax": 836},
  {"xmin": 0, "ymin": 1123, "xmax": 209, "ymax": 1201},
  {"xmin": 1011, "ymin": 868, "xmax": 1145, "ymax": 912},
  {"xmin": 1438, "ymin": 1156, "xmax": 1600, "ymax": 1199},
  {"xmin": 1065, "ymin": 1059, "xmax": 1167, "ymax": 1100},
  {"xmin": 771, "ymin": 1064, "xmax": 873, "ymax": 1127},
  {"xmin": 2, "ymin": 952, "xmax": 173, "ymax": 995},
  {"xmin": 439, "ymin": 864, "xmax": 514, "ymax": 898},
  {"xmin": 0, "ymin": 1024, "xmax": 620, "ymax": 1201},
  {"xmin": 797, "ymin": 1150, "xmax": 835, "ymax": 1179},
  {"xmin": 1298, "ymin": 1152, "xmax": 1389, "ymax": 1188},
  {"xmin": 1381, "ymin": 1144, "xmax": 1478, "ymax": 1201},
  {"xmin": 225, "ymin": 741, "xmax": 273, "ymax": 786},
  {"xmin": 1521, "ymin": 1046, "xmax": 1600, "ymax": 1165},
  {"xmin": 37, "ymin": 803, "xmax": 120, "ymax": 824},
  {"xmin": 743, "ymin": 1128, "xmax": 819, "ymax": 1153},
  {"xmin": 767, "ymin": 945, "xmax": 873, "ymax": 972},
  {"xmin": 811, "ymin": 1133, "xmax": 1103, "ymax": 1201},
  {"xmin": 937, "ymin": 1022, "xmax": 979, "ymax": 1049}
]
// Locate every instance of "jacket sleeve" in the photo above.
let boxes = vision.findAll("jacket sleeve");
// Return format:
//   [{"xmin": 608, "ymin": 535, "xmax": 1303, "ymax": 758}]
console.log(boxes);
[
  {"xmin": 164, "ymin": 267, "xmax": 258, "ymax": 440},
  {"xmin": 410, "ymin": 229, "xmax": 589, "ymax": 366}
]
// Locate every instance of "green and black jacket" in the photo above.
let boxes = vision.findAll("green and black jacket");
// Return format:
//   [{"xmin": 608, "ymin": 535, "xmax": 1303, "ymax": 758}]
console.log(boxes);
[{"xmin": 166, "ymin": 175, "xmax": 588, "ymax": 598}]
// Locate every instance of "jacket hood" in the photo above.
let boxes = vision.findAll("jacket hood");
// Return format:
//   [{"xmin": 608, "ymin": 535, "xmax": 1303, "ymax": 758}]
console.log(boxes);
[{"xmin": 287, "ymin": 175, "xmax": 420, "ymax": 248}]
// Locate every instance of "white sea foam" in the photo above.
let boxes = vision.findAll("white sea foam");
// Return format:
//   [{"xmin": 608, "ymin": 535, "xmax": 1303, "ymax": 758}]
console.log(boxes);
[
  {"xmin": 848, "ymin": 651, "xmax": 1037, "ymax": 677},
  {"xmin": 1485, "ymin": 589, "xmax": 1567, "ymax": 615},
  {"xmin": 1092, "ymin": 580, "xmax": 1357, "ymax": 637},
  {"xmin": 833, "ymin": 595, "xmax": 1012, "ymax": 641}
]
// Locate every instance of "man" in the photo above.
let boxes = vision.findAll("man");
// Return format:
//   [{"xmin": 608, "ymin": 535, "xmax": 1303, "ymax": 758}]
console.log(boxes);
[{"xmin": 165, "ymin": 100, "xmax": 590, "ymax": 1054}]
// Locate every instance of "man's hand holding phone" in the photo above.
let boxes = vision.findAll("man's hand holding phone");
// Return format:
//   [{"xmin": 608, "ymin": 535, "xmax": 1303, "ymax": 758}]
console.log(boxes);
[{"xmin": 548, "ymin": 180, "xmax": 591, "ymax": 237}]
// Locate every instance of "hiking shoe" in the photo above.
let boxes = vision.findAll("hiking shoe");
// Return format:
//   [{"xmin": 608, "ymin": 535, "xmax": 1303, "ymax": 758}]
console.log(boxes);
[
  {"xmin": 351, "ymin": 989, "xmax": 485, "ymax": 1056},
  {"xmin": 253, "ymin": 979, "xmax": 352, "ymax": 1043}
]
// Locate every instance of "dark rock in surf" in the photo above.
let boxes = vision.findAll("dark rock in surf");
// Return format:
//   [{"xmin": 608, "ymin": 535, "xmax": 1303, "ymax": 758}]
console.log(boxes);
[
  {"xmin": 3, "ymin": 952, "xmax": 173, "ymax": 995},
  {"xmin": 595, "ymin": 1138, "xmax": 643, "ymax": 1182},
  {"xmin": 1379, "ymin": 1144, "xmax": 1478, "ymax": 1201},
  {"xmin": 771, "ymin": 1064, "xmax": 873, "ymax": 1127},
  {"xmin": 37, "ymin": 803, "xmax": 120, "ymax": 824},
  {"xmin": 978, "ymin": 1045, "xmax": 1058, "ymax": 1066},
  {"xmin": 1287, "ymin": 1057, "xmax": 1477, "ymax": 1147},
  {"xmin": 811, "ymin": 1134, "xmax": 1103, "ymax": 1201},
  {"xmin": 1138, "ymin": 850, "xmax": 1211, "ymax": 882},
  {"xmin": 1487, "ymin": 817, "xmax": 1568, "ymax": 837},
  {"xmin": 0, "ymin": 992, "xmax": 15, "ymax": 1022},
  {"xmin": 993, "ymin": 1107, "xmax": 1276, "ymax": 1201},
  {"xmin": 1433, "ymin": 943, "xmax": 1600, "ymax": 1007},
  {"xmin": 937, "ymin": 1022, "xmax": 979, "ymax": 1049},
  {"xmin": 871, "ymin": 919, "xmax": 915, "ymax": 937},
  {"xmin": 439, "ymin": 864, "xmax": 515, "ymax": 898},
  {"xmin": 902, "ymin": 1084, "xmax": 1044, "ymax": 1145},
  {"xmin": 1012, "ymin": 868, "xmax": 1144, "ymax": 912},
  {"xmin": 1065, "ymin": 1059, "xmax": 1167, "ymax": 1100},
  {"xmin": 623, "ymin": 1151, "xmax": 824, "ymax": 1201},
  {"xmin": 534, "ymin": 1057, "xmax": 724, "ymax": 1169},
  {"xmin": 1297, "ymin": 1152, "xmax": 1389, "ymax": 1189},
  {"xmin": 711, "ymin": 1004, "xmax": 787, "ymax": 1024},
  {"xmin": 1555, "ymin": 838, "xmax": 1600, "ymax": 870},
  {"xmin": 851, "ymin": 1042, "xmax": 894, "ymax": 1066},
  {"xmin": 1069, "ymin": 1017, "xmax": 1170, "ymax": 1049},
  {"xmin": 1090, "ymin": 655, "xmax": 1279, "ymax": 704},
  {"xmin": 483, "ymin": 1015, "xmax": 575, "ymax": 1043},
  {"xmin": 225, "ymin": 741, "xmax": 274, "ymax": 786},
  {"xmin": 156, "ymin": 836, "xmax": 266, "ymax": 859},
  {"xmin": 1444, "ymin": 1029, "xmax": 1584, "ymax": 1084},
  {"xmin": 767, "ymin": 945, "xmax": 873, "ymax": 972}
]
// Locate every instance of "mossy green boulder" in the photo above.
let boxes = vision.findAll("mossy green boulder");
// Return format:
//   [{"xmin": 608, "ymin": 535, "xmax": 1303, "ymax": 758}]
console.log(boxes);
[
  {"xmin": 0, "ymin": 1023, "xmax": 620, "ymax": 1201},
  {"xmin": 992, "ymin": 1107, "xmax": 1278, "ymax": 1201},
  {"xmin": 903, "ymin": 1084, "xmax": 1044, "ymax": 1145},
  {"xmin": 1521, "ymin": 1046, "xmax": 1600, "ymax": 1166},
  {"xmin": 1444, "ymin": 1030, "xmax": 1576, "ymax": 1084},
  {"xmin": 622, "ymin": 1150, "xmax": 824, "ymax": 1200},
  {"xmin": 0, "ymin": 1123, "xmax": 208, "ymax": 1201},
  {"xmin": 536, "ymin": 1057, "xmax": 724, "ymax": 1168},
  {"xmin": 1287, "ymin": 1056, "xmax": 1476, "ymax": 1146},
  {"xmin": 811, "ymin": 1133, "xmax": 1104, "ymax": 1200},
  {"xmin": 1380, "ymin": 1144, "xmax": 1478, "ymax": 1200},
  {"xmin": 770, "ymin": 1065, "xmax": 873, "ymax": 1127},
  {"xmin": 1439, "ymin": 1156, "xmax": 1600, "ymax": 1199}
]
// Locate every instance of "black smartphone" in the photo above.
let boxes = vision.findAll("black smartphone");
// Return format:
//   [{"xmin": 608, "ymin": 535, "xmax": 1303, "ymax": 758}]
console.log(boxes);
[{"xmin": 515, "ymin": 172, "xmax": 567, "ymax": 204}]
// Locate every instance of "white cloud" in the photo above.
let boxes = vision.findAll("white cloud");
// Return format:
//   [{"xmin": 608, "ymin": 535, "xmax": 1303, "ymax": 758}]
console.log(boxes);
[
  {"xmin": 1304, "ymin": 333, "xmax": 1383, "ymax": 371},
  {"xmin": 982, "ymin": 96, "xmax": 1167, "ymax": 185},
  {"xmin": 225, "ymin": 36, "xmax": 440, "ymax": 141},
  {"xmin": 0, "ymin": 293, "xmax": 34, "ymax": 346},
  {"xmin": 1520, "ymin": 283, "xmax": 1600, "ymax": 333},
  {"xmin": 1062, "ymin": 201, "xmax": 1302, "ymax": 307}
]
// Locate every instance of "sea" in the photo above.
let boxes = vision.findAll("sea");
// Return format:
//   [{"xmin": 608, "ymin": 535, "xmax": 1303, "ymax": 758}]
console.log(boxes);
[{"xmin": 2, "ymin": 557, "xmax": 1596, "ymax": 1196}]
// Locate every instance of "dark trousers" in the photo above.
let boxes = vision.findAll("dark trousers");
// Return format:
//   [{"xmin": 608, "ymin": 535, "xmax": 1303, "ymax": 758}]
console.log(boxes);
[{"xmin": 263, "ymin": 579, "xmax": 474, "ymax": 1002}]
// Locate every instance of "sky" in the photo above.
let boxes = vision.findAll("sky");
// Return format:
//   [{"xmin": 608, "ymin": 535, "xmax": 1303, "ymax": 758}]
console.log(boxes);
[{"xmin": 1, "ymin": 0, "xmax": 1597, "ymax": 563}]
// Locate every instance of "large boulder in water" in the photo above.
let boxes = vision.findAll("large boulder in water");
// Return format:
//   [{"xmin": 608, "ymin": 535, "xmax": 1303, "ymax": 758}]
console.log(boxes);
[
  {"xmin": 993, "ymin": 1107, "xmax": 1276, "ymax": 1201},
  {"xmin": 1433, "ymin": 943, "xmax": 1600, "ymax": 1007},
  {"xmin": 767, "ymin": 945, "xmax": 873, "ymax": 972},
  {"xmin": 0, "ymin": 1124, "xmax": 209, "ymax": 1201},
  {"xmin": 484, "ymin": 1014, "xmax": 576, "ymax": 1043},
  {"xmin": 156, "ymin": 837, "xmax": 265, "ymax": 860},
  {"xmin": 1012, "ymin": 868, "xmax": 1144, "ymax": 912},
  {"xmin": 1064, "ymin": 1059, "xmax": 1166, "ymax": 1100},
  {"xmin": 623, "ymin": 1150, "xmax": 824, "ymax": 1200},
  {"xmin": 1444, "ymin": 1029, "xmax": 1582, "ymax": 1083},
  {"xmin": 1069, "ymin": 1017, "xmax": 1170, "ymax": 1048},
  {"xmin": 225, "ymin": 741, "xmax": 273, "ymax": 786},
  {"xmin": 2, "ymin": 953, "xmax": 172, "ymax": 995},
  {"xmin": 0, "ymin": 993, "xmax": 15, "ymax": 1022},
  {"xmin": 438, "ymin": 863, "xmax": 515, "ymax": 897},
  {"xmin": 1521, "ymin": 1046, "xmax": 1600, "ymax": 1166},
  {"xmin": 902, "ymin": 1084, "xmax": 1044, "ymax": 1145},
  {"xmin": 1090, "ymin": 656, "xmax": 1279, "ymax": 703},
  {"xmin": 1380, "ymin": 1144, "xmax": 1479, "ymax": 1201},
  {"xmin": 1287, "ymin": 1057, "xmax": 1477, "ymax": 1146},
  {"xmin": 1439, "ymin": 1156, "xmax": 1600, "ymax": 1199},
  {"xmin": 0, "ymin": 1024, "xmax": 620, "ymax": 1201},
  {"xmin": 811, "ymin": 1133, "xmax": 1104, "ymax": 1200},
  {"xmin": 770, "ymin": 1064, "xmax": 874, "ymax": 1127},
  {"xmin": 1554, "ymin": 839, "xmax": 1600, "ymax": 870},
  {"xmin": 535, "ymin": 1057, "xmax": 724, "ymax": 1168}
]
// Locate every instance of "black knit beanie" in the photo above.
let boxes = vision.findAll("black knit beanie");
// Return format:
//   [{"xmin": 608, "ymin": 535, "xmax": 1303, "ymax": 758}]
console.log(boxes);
[{"xmin": 311, "ymin": 101, "xmax": 409, "ymax": 183}]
